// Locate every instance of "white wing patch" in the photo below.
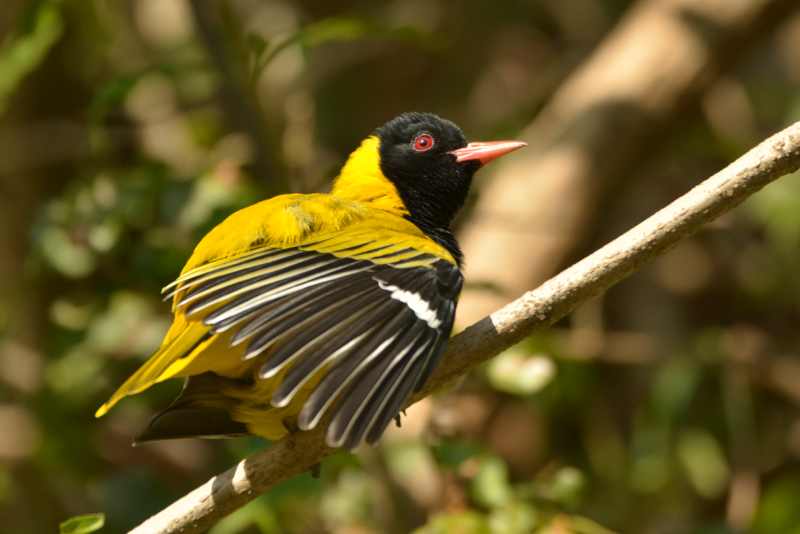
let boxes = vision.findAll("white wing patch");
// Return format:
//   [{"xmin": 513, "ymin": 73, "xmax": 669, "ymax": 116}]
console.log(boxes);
[{"xmin": 376, "ymin": 279, "xmax": 442, "ymax": 329}]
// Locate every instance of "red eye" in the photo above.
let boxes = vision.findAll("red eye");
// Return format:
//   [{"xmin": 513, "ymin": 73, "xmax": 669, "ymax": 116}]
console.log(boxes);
[{"xmin": 413, "ymin": 133, "xmax": 435, "ymax": 152}]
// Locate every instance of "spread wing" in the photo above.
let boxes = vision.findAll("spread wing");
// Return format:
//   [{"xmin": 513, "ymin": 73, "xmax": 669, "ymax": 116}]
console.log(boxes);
[{"xmin": 165, "ymin": 238, "xmax": 463, "ymax": 448}]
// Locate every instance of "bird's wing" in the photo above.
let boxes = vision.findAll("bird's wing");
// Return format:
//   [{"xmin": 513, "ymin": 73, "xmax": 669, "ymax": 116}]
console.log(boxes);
[
  {"xmin": 97, "ymin": 194, "xmax": 461, "ymax": 448},
  {"xmin": 166, "ymin": 240, "xmax": 462, "ymax": 448}
]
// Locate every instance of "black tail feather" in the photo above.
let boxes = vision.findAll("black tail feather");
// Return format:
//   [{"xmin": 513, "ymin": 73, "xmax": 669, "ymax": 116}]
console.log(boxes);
[
  {"xmin": 135, "ymin": 407, "xmax": 248, "ymax": 444},
  {"xmin": 134, "ymin": 373, "xmax": 250, "ymax": 444}
]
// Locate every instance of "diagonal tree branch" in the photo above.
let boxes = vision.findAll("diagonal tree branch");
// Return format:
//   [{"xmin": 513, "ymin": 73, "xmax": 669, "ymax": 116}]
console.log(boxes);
[{"xmin": 129, "ymin": 120, "xmax": 800, "ymax": 533}]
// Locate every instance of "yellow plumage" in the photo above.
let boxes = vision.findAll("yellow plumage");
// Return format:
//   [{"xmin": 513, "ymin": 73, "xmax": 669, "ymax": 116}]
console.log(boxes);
[
  {"xmin": 95, "ymin": 135, "xmax": 454, "ymax": 441},
  {"xmin": 96, "ymin": 111, "xmax": 523, "ymax": 448}
]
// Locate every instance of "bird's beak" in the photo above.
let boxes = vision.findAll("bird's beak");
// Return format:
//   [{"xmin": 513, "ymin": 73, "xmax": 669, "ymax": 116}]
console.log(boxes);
[{"xmin": 449, "ymin": 140, "xmax": 527, "ymax": 165}]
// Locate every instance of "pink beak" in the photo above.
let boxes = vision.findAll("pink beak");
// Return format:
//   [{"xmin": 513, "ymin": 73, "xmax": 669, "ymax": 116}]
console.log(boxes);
[{"xmin": 449, "ymin": 140, "xmax": 527, "ymax": 165}]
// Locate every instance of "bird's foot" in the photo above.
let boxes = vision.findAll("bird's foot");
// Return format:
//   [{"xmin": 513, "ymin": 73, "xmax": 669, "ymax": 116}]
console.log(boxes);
[{"xmin": 394, "ymin": 409, "xmax": 407, "ymax": 428}]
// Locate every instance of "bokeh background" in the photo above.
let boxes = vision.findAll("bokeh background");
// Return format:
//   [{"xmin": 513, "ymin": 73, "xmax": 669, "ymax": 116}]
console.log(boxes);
[{"xmin": 2, "ymin": 0, "xmax": 800, "ymax": 532}]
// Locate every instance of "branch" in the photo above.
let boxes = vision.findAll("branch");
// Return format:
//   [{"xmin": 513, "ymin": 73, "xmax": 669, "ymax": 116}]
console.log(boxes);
[{"xmin": 129, "ymin": 121, "xmax": 800, "ymax": 533}]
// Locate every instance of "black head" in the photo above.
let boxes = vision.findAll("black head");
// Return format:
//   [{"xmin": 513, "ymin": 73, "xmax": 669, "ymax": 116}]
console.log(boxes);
[
  {"xmin": 374, "ymin": 112, "xmax": 525, "ymax": 264},
  {"xmin": 375, "ymin": 112, "xmax": 478, "ymax": 231}
]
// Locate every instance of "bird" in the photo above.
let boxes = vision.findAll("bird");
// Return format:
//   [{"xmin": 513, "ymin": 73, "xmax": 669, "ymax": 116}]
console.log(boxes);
[{"xmin": 95, "ymin": 112, "xmax": 525, "ymax": 450}]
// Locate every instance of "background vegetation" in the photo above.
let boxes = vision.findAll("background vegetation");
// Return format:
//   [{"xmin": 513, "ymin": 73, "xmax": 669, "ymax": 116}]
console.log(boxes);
[{"xmin": 2, "ymin": 1, "xmax": 800, "ymax": 532}]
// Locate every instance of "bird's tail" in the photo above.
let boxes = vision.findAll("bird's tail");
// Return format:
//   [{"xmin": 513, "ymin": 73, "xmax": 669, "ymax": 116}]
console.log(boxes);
[
  {"xmin": 134, "ymin": 373, "xmax": 250, "ymax": 443},
  {"xmin": 95, "ymin": 317, "xmax": 213, "ymax": 418}
]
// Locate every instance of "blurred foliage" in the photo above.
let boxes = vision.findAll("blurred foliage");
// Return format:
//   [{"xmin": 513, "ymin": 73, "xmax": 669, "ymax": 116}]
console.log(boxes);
[
  {"xmin": 59, "ymin": 513, "xmax": 105, "ymax": 534},
  {"xmin": 2, "ymin": 0, "xmax": 800, "ymax": 533},
  {"xmin": 0, "ymin": 0, "xmax": 63, "ymax": 113},
  {"xmin": 250, "ymin": 16, "xmax": 437, "ymax": 86}
]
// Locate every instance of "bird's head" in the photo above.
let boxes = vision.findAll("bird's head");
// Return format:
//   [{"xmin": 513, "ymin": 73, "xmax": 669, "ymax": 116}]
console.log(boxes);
[{"xmin": 333, "ymin": 112, "xmax": 526, "ymax": 230}]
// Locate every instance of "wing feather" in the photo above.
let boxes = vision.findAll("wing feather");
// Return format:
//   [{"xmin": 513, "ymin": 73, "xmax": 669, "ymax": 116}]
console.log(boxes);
[
  {"xmin": 162, "ymin": 248, "xmax": 302, "ymax": 300},
  {"xmin": 230, "ymin": 273, "xmax": 372, "ymax": 345},
  {"xmin": 248, "ymin": 284, "xmax": 384, "ymax": 364},
  {"xmin": 174, "ymin": 252, "xmax": 323, "ymax": 308},
  {"xmin": 326, "ymin": 323, "xmax": 429, "ymax": 448},
  {"xmin": 184, "ymin": 255, "xmax": 347, "ymax": 317},
  {"xmin": 253, "ymin": 283, "xmax": 380, "ymax": 368},
  {"xmin": 364, "ymin": 337, "xmax": 434, "ymax": 445},
  {"xmin": 162, "ymin": 243, "xmax": 462, "ymax": 448},
  {"xmin": 296, "ymin": 303, "xmax": 410, "ymax": 431},
  {"xmin": 196, "ymin": 261, "xmax": 372, "ymax": 325}
]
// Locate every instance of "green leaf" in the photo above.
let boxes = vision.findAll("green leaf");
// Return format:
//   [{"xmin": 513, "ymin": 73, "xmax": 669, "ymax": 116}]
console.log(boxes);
[
  {"xmin": 536, "ymin": 467, "xmax": 586, "ymax": 508},
  {"xmin": 677, "ymin": 428, "xmax": 729, "ymax": 498},
  {"xmin": 38, "ymin": 226, "xmax": 96, "ymax": 278},
  {"xmin": 487, "ymin": 501, "xmax": 538, "ymax": 534},
  {"xmin": 59, "ymin": 513, "xmax": 105, "ymax": 534},
  {"xmin": 753, "ymin": 476, "xmax": 800, "ymax": 534},
  {"xmin": 471, "ymin": 456, "xmax": 513, "ymax": 509},
  {"xmin": 297, "ymin": 18, "xmax": 372, "ymax": 48},
  {"xmin": 0, "ymin": 0, "xmax": 64, "ymax": 115}
]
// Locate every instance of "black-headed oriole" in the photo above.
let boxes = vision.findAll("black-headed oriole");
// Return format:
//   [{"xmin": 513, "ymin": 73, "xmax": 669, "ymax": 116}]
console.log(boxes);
[{"xmin": 96, "ymin": 112, "xmax": 525, "ymax": 449}]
